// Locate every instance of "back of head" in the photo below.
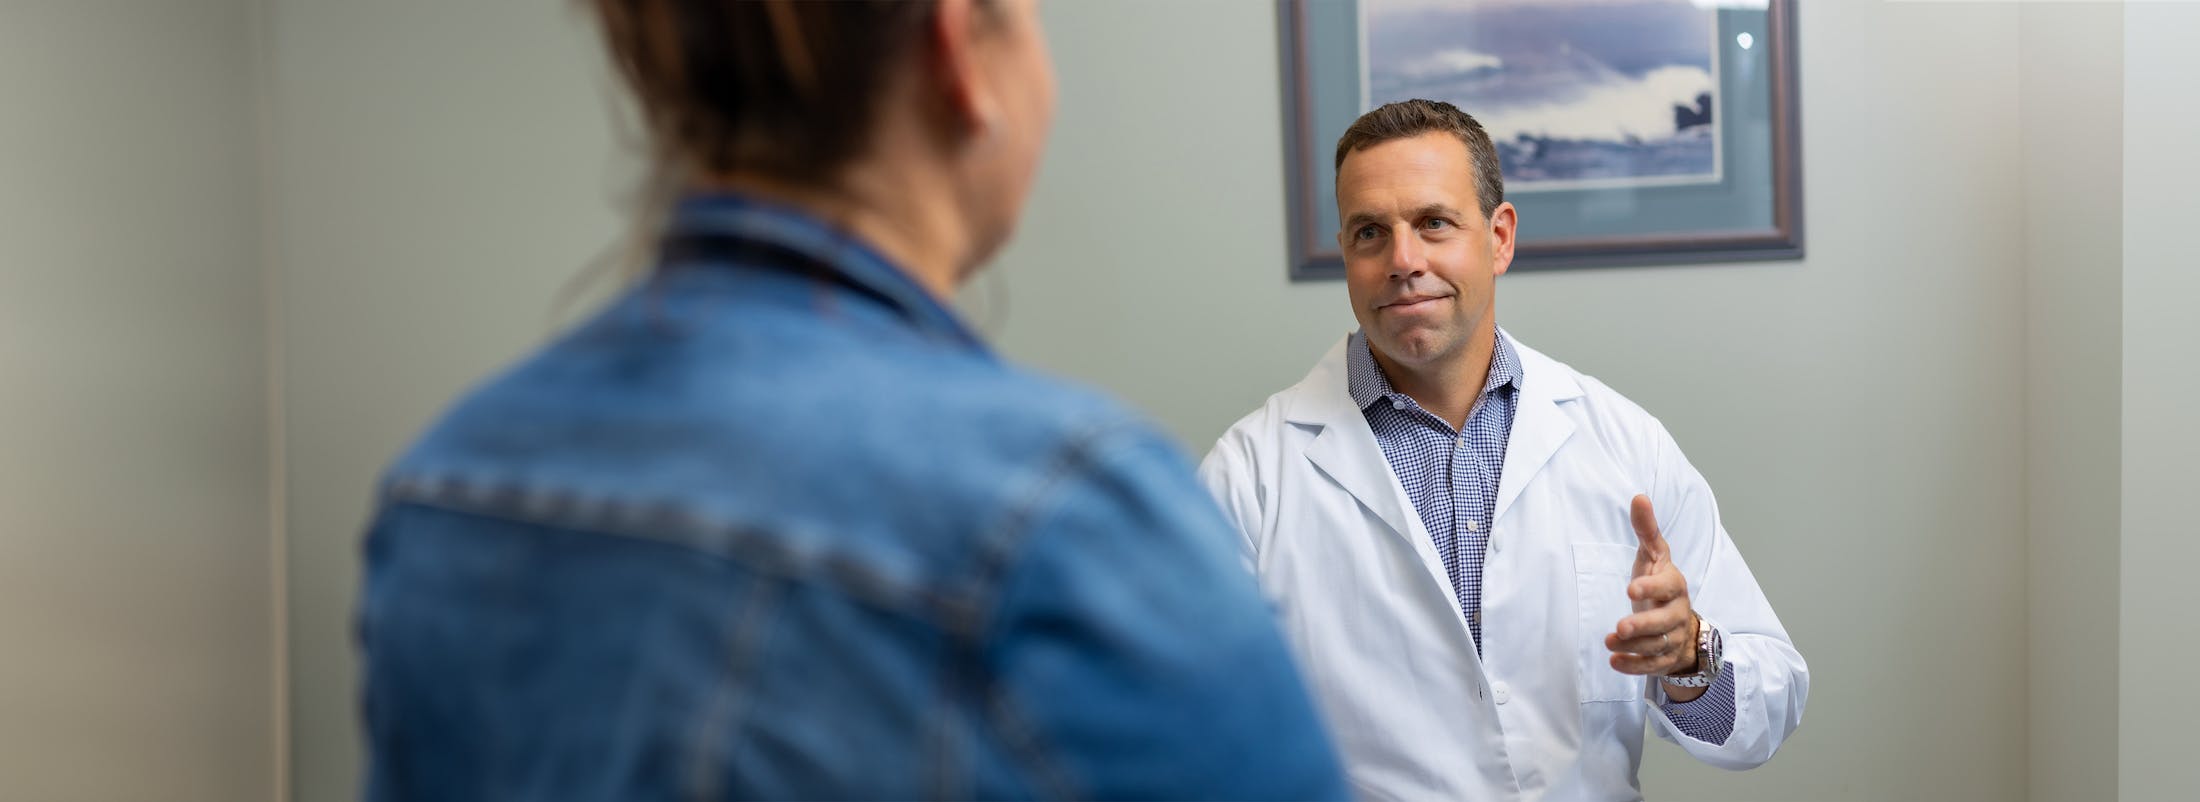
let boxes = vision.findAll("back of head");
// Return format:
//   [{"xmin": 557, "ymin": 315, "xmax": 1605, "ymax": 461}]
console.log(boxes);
[
  {"xmin": 584, "ymin": 0, "xmax": 1056, "ymax": 291},
  {"xmin": 588, "ymin": 0, "xmax": 935, "ymax": 191}
]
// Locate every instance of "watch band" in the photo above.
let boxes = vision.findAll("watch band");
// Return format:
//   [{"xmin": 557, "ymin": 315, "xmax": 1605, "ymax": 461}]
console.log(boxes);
[{"xmin": 1663, "ymin": 616, "xmax": 1723, "ymax": 688}]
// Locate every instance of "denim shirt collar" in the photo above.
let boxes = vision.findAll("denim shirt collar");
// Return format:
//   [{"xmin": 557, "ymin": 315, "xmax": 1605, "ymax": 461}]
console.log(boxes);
[{"xmin": 664, "ymin": 193, "xmax": 989, "ymax": 354}]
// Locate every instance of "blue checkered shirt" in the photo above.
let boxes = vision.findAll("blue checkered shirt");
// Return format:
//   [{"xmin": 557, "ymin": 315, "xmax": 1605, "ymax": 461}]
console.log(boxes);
[{"xmin": 1348, "ymin": 329, "xmax": 1736, "ymax": 744}]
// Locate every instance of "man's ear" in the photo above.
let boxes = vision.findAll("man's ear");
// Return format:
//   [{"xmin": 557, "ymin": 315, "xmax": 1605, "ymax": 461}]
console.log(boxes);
[{"xmin": 1488, "ymin": 201, "xmax": 1518, "ymax": 276}]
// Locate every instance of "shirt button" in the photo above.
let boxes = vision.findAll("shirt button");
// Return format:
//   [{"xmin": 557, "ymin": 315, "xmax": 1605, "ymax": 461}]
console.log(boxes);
[
  {"xmin": 1466, "ymin": 521, "xmax": 1482, "ymax": 533},
  {"xmin": 1492, "ymin": 683, "xmax": 1511, "ymax": 705}
]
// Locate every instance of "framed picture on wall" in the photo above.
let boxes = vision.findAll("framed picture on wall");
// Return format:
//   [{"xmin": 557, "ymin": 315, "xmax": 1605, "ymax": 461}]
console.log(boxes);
[{"xmin": 1279, "ymin": 0, "xmax": 1802, "ymax": 279}]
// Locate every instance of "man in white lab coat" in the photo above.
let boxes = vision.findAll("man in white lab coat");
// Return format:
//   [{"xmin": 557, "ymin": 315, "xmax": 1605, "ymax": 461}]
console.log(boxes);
[{"xmin": 1199, "ymin": 99, "xmax": 1808, "ymax": 801}]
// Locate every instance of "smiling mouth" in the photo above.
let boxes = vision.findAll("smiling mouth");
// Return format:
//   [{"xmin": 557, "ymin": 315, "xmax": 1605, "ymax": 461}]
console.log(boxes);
[{"xmin": 1382, "ymin": 295, "xmax": 1450, "ymax": 310}]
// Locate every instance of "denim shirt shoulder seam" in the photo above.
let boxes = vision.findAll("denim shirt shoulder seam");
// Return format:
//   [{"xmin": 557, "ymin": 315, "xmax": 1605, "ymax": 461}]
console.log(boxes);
[{"xmin": 379, "ymin": 473, "xmax": 964, "ymax": 626}]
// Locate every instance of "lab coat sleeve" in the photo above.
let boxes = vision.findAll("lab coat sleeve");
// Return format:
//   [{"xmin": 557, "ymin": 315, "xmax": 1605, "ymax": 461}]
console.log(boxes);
[
  {"xmin": 1196, "ymin": 423, "xmax": 1265, "ymax": 573},
  {"xmin": 1642, "ymin": 423, "xmax": 1810, "ymax": 770}
]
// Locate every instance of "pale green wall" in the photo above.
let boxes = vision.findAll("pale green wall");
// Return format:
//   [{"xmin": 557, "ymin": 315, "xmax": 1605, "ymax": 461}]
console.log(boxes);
[
  {"xmin": 0, "ymin": 1, "xmax": 273, "ymax": 800},
  {"xmin": 2022, "ymin": 4, "xmax": 2122, "ymax": 800},
  {"xmin": 2120, "ymin": 4, "xmax": 2200, "ymax": 801}
]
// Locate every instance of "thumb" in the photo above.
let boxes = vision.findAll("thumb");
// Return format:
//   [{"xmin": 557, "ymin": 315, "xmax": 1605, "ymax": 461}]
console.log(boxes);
[{"xmin": 1629, "ymin": 494, "xmax": 1666, "ymax": 576}]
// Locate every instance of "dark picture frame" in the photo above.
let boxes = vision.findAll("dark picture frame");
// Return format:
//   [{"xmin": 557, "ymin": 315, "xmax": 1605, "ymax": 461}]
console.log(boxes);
[{"xmin": 1280, "ymin": 0, "xmax": 1803, "ymax": 280}]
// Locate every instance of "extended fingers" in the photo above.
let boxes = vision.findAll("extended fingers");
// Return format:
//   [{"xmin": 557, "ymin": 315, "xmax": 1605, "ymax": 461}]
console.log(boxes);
[
  {"xmin": 1630, "ymin": 495, "xmax": 1666, "ymax": 556},
  {"xmin": 1609, "ymin": 649, "xmax": 1691, "ymax": 676},
  {"xmin": 1627, "ymin": 571, "xmax": 1687, "ymax": 605},
  {"xmin": 1605, "ymin": 631, "xmax": 1678, "ymax": 657},
  {"xmin": 1612, "ymin": 604, "xmax": 1691, "ymax": 643}
]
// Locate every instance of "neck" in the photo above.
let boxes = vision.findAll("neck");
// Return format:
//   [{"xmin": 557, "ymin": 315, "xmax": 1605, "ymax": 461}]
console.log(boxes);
[
  {"xmin": 1371, "ymin": 320, "xmax": 1498, "ymax": 430},
  {"xmin": 708, "ymin": 154, "xmax": 972, "ymax": 303}
]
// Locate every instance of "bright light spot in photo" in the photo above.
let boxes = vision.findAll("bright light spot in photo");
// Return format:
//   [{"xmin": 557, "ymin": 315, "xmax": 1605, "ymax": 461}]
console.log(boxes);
[{"xmin": 1737, "ymin": 32, "xmax": 1755, "ymax": 51}]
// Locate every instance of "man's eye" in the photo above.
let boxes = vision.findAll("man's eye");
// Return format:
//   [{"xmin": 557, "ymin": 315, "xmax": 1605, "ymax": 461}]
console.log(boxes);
[
  {"xmin": 1355, "ymin": 226, "xmax": 1380, "ymax": 241},
  {"xmin": 1422, "ymin": 218, "xmax": 1452, "ymax": 231}
]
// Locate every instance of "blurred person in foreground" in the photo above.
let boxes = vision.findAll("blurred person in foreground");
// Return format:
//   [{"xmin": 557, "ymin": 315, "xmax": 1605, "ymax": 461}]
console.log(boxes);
[{"xmin": 356, "ymin": 1, "xmax": 1348, "ymax": 799}]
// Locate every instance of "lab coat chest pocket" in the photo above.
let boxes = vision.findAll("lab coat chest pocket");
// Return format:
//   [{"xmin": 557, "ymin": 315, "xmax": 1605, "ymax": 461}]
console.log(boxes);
[{"xmin": 1571, "ymin": 543, "xmax": 1641, "ymax": 703}]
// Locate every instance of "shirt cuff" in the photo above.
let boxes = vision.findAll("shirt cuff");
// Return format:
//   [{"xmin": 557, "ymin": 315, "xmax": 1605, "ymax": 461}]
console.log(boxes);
[{"xmin": 1658, "ymin": 667, "xmax": 1738, "ymax": 746}]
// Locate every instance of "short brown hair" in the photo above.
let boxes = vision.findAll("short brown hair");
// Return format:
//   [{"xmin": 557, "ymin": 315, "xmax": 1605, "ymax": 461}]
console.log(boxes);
[
  {"xmin": 587, "ymin": 0, "xmax": 938, "ymax": 189},
  {"xmin": 1333, "ymin": 99, "xmax": 1505, "ymax": 217}
]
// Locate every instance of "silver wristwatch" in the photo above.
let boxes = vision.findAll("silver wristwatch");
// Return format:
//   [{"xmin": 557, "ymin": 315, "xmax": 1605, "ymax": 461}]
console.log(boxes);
[{"xmin": 1663, "ymin": 616, "xmax": 1724, "ymax": 688}]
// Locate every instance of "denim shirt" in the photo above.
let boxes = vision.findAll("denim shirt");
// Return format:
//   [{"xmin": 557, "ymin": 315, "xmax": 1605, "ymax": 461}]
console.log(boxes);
[{"xmin": 357, "ymin": 194, "xmax": 1348, "ymax": 801}]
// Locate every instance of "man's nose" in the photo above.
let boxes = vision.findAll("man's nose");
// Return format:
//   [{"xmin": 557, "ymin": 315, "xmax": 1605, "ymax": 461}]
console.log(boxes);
[{"xmin": 1387, "ymin": 229, "xmax": 1426, "ymax": 278}]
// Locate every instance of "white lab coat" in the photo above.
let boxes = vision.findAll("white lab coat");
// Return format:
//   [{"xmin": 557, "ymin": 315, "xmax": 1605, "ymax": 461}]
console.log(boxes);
[{"xmin": 1198, "ymin": 334, "xmax": 1808, "ymax": 802}]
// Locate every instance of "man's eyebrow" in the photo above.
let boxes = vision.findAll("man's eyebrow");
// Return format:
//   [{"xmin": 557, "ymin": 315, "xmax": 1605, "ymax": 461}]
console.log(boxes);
[
  {"xmin": 1409, "ymin": 203, "xmax": 1464, "ymax": 220},
  {"xmin": 1340, "ymin": 204, "xmax": 1465, "ymax": 231}
]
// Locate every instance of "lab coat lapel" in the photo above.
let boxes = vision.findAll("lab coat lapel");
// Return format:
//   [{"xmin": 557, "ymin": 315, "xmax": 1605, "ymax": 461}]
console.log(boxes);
[
  {"xmin": 1285, "ymin": 339, "xmax": 1457, "ymax": 603},
  {"xmin": 1495, "ymin": 340, "xmax": 1584, "ymax": 523}
]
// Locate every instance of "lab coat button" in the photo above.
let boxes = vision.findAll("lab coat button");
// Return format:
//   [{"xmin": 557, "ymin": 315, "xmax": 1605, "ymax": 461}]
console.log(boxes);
[{"xmin": 1492, "ymin": 683, "xmax": 1511, "ymax": 705}]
